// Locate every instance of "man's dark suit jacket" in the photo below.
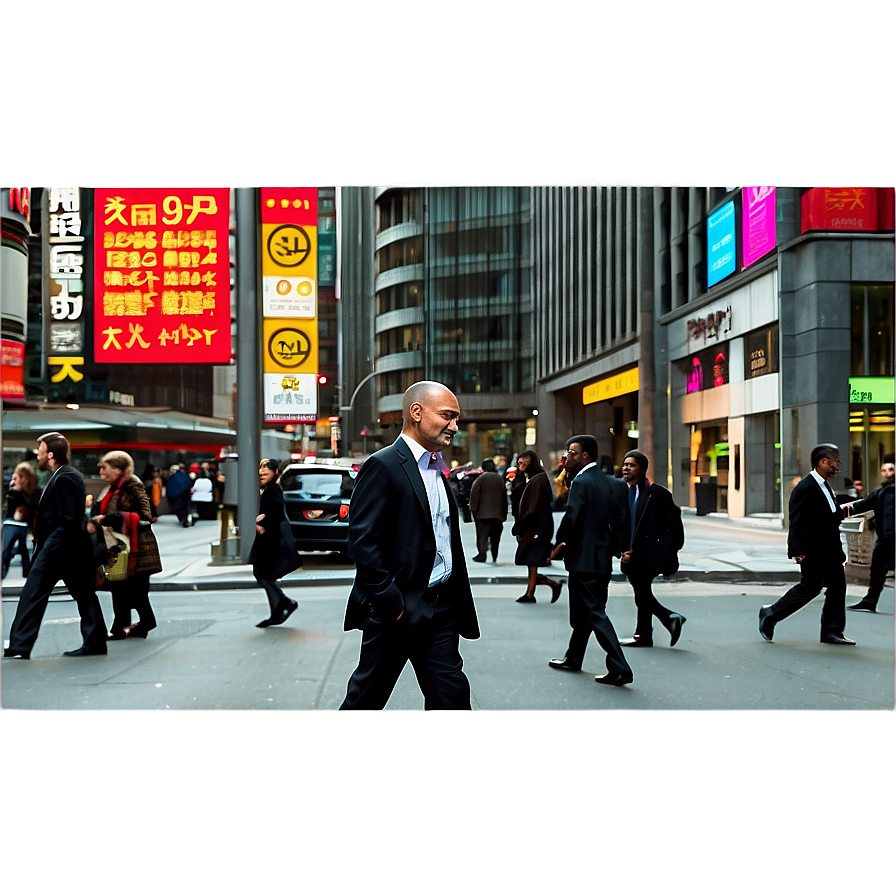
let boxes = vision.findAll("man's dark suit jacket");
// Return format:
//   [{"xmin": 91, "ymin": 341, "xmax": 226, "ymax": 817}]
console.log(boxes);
[
  {"xmin": 625, "ymin": 478, "xmax": 685, "ymax": 578},
  {"xmin": 787, "ymin": 473, "xmax": 846, "ymax": 563},
  {"xmin": 34, "ymin": 464, "xmax": 92, "ymax": 563},
  {"xmin": 850, "ymin": 481, "xmax": 895, "ymax": 539},
  {"xmin": 343, "ymin": 437, "xmax": 480, "ymax": 639},
  {"xmin": 555, "ymin": 465, "xmax": 629, "ymax": 574}
]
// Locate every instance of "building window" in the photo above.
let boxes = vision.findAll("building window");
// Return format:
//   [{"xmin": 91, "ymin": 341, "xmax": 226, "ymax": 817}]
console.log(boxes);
[{"xmin": 851, "ymin": 284, "xmax": 894, "ymax": 376}]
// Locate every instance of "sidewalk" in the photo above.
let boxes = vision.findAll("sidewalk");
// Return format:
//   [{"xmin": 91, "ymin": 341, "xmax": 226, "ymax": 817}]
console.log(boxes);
[{"xmin": 1, "ymin": 508, "xmax": 803, "ymax": 601}]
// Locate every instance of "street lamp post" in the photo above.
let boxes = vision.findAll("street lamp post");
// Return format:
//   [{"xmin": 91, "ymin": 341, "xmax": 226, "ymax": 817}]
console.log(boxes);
[{"xmin": 338, "ymin": 369, "xmax": 385, "ymax": 456}]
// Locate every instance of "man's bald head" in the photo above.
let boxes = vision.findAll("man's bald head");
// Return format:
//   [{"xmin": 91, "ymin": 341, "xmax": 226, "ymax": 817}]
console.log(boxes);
[
  {"xmin": 401, "ymin": 381, "xmax": 461, "ymax": 452},
  {"xmin": 402, "ymin": 381, "xmax": 452, "ymax": 418}
]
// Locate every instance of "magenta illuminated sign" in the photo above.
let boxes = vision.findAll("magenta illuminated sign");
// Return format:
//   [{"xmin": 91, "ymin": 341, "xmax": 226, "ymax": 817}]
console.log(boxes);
[{"xmin": 742, "ymin": 187, "xmax": 776, "ymax": 268}]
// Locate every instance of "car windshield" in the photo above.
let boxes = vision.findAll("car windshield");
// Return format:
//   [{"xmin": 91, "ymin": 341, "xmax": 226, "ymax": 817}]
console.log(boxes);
[{"xmin": 280, "ymin": 469, "xmax": 355, "ymax": 499}]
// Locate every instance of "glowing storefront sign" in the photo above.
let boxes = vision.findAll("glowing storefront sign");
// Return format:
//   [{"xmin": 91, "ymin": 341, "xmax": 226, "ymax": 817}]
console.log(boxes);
[
  {"xmin": 742, "ymin": 187, "xmax": 776, "ymax": 268},
  {"xmin": 93, "ymin": 188, "xmax": 231, "ymax": 364},
  {"xmin": 583, "ymin": 367, "xmax": 639, "ymax": 405},
  {"xmin": 707, "ymin": 201, "xmax": 736, "ymax": 287}
]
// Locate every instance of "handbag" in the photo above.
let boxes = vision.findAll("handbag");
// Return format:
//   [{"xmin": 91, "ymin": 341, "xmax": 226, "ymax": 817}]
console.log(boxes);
[
  {"xmin": 269, "ymin": 519, "xmax": 302, "ymax": 580},
  {"xmin": 103, "ymin": 530, "xmax": 132, "ymax": 582}
]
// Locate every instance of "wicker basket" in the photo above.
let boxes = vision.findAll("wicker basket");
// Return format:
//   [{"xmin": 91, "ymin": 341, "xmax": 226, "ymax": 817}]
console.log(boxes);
[{"xmin": 841, "ymin": 514, "xmax": 875, "ymax": 566}]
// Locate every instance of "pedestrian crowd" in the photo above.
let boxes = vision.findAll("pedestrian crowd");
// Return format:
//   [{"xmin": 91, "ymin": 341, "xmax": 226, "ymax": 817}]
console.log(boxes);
[{"xmin": 3, "ymin": 401, "xmax": 893, "ymax": 709}]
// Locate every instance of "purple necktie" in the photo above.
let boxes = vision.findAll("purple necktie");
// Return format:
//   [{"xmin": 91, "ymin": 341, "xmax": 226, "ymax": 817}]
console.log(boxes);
[{"xmin": 428, "ymin": 452, "xmax": 447, "ymax": 472}]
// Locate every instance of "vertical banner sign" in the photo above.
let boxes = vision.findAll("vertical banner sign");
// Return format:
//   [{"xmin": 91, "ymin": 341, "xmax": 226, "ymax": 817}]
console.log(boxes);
[
  {"xmin": 742, "ymin": 187, "xmax": 776, "ymax": 268},
  {"xmin": 1, "ymin": 339, "xmax": 26, "ymax": 402},
  {"xmin": 706, "ymin": 200, "xmax": 736, "ymax": 287},
  {"xmin": 259, "ymin": 187, "xmax": 319, "ymax": 423},
  {"xmin": 45, "ymin": 187, "xmax": 87, "ymax": 385},
  {"xmin": 93, "ymin": 188, "xmax": 231, "ymax": 363}
]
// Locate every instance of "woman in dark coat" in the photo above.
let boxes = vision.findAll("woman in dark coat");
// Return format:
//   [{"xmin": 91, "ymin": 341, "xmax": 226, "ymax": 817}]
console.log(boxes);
[
  {"xmin": 248, "ymin": 458, "xmax": 301, "ymax": 628},
  {"xmin": 1, "ymin": 462, "xmax": 41, "ymax": 580},
  {"xmin": 88, "ymin": 450, "xmax": 163, "ymax": 639},
  {"xmin": 511, "ymin": 449, "xmax": 564, "ymax": 603}
]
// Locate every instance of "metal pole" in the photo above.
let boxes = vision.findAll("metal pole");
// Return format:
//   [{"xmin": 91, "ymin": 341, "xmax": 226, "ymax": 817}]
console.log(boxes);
[{"xmin": 235, "ymin": 188, "xmax": 261, "ymax": 562}]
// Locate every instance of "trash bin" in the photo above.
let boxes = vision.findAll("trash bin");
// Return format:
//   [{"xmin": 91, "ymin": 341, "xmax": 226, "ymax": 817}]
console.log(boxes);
[
  {"xmin": 840, "ymin": 514, "xmax": 874, "ymax": 566},
  {"xmin": 695, "ymin": 478, "xmax": 718, "ymax": 516}
]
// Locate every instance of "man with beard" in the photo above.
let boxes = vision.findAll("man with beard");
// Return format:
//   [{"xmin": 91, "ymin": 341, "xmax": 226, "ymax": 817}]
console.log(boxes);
[{"xmin": 3, "ymin": 432, "xmax": 108, "ymax": 659}]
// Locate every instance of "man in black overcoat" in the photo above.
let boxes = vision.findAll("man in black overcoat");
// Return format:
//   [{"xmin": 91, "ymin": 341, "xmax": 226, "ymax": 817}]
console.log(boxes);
[
  {"xmin": 843, "ymin": 454, "xmax": 894, "ymax": 613},
  {"xmin": 4, "ymin": 432, "xmax": 108, "ymax": 659},
  {"xmin": 618, "ymin": 450, "xmax": 686, "ymax": 648},
  {"xmin": 758, "ymin": 443, "xmax": 854, "ymax": 645},
  {"xmin": 340, "ymin": 381, "xmax": 479, "ymax": 709},
  {"xmin": 547, "ymin": 434, "xmax": 633, "ymax": 686}
]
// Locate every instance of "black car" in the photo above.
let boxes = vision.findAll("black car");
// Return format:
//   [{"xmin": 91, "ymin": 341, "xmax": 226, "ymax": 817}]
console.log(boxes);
[{"xmin": 279, "ymin": 462, "xmax": 360, "ymax": 554}]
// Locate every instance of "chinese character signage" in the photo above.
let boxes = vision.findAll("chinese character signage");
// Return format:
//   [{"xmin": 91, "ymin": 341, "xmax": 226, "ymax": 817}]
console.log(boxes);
[
  {"xmin": 260, "ymin": 188, "xmax": 319, "ymax": 423},
  {"xmin": 93, "ymin": 188, "xmax": 231, "ymax": 363},
  {"xmin": 742, "ymin": 187, "xmax": 776, "ymax": 268},
  {"xmin": 800, "ymin": 188, "xmax": 885, "ymax": 234},
  {"xmin": 707, "ymin": 201, "xmax": 736, "ymax": 287},
  {"xmin": 44, "ymin": 187, "xmax": 87, "ymax": 383}
]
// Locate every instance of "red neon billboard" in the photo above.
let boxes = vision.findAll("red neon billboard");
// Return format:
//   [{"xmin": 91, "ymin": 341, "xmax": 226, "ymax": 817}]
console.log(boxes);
[{"xmin": 93, "ymin": 188, "xmax": 231, "ymax": 363}]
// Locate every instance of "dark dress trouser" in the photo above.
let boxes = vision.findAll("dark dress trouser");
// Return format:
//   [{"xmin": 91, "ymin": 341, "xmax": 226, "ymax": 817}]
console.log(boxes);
[
  {"xmin": 767, "ymin": 554, "xmax": 847, "ymax": 637},
  {"xmin": 866, "ymin": 535, "xmax": 894, "ymax": 604},
  {"xmin": 565, "ymin": 572, "xmax": 632, "ymax": 677},
  {"xmin": 341, "ymin": 601, "xmax": 471, "ymax": 710},
  {"xmin": 7, "ymin": 546, "xmax": 107, "ymax": 653},
  {"xmin": 626, "ymin": 570, "xmax": 674, "ymax": 640},
  {"xmin": 474, "ymin": 519, "xmax": 503, "ymax": 560}
]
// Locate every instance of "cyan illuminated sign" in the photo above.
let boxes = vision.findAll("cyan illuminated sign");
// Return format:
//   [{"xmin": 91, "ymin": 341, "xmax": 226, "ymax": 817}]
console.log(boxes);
[{"xmin": 707, "ymin": 200, "xmax": 736, "ymax": 287}]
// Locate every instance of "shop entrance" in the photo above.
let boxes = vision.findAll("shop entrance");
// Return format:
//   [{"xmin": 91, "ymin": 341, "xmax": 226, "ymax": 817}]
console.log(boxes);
[
  {"xmin": 849, "ymin": 406, "xmax": 895, "ymax": 498},
  {"xmin": 690, "ymin": 422, "xmax": 728, "ymax": 514}
]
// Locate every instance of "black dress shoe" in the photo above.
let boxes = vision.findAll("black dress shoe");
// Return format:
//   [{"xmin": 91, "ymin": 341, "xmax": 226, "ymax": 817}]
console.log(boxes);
[
  {"xmin": 549, "ymin": 579, "xmax": 564, "ymax": 603},
  {"xmin": 106, "ymin": 628, "xmax": 129, "ymax": 641},
  {"xmin": 548, "ymin": 657, "xmax": 582, "ymax": 671},
  {"xmin": 63, "ymin": 644, "xmax": 108, "ymax": 657},
  {"xmin": 3, "ymin": 648, "xmax": 30, "ymax": 659},
  {"xmin": 821, "ymin": 634, "xmax": 857, "ymax": 645},
  {"xmin": 620, "ymin": 637, "xmax": 653, "ymax": 647},
  {"xmin": 847, "ymin": 600, "xmax": 877, "ymax": 612},
  {"xmin": 273, "ymin": 599, "xmax": 298, "ymax": 625},
  {"xmin": 758, "ymin": 605, "xmax": 775, "ymax": 642},
  {"xmin": 256, "ymin": 617, "xmax": 275, "ymax": 628},
  {"xmin": 472, "ymin": 554, "xmax": 486, "ymax": 563},
  {"xmin": 595, "ymin": 672, "xmax": 634, "ymax": 686},
  {"xmin": 666, "ymin": 613, "xmax": 686, "ymax": 647},
  {"xmin": 126, "ymin": 621, "xmax": 157, "ymax": 639},
  {"xmin": 516, "ymin": 594, "xmax": 536, "ymax": 603}
]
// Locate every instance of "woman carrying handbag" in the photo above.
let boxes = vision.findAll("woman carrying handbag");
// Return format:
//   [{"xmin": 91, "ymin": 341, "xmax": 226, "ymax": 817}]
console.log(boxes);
[
  {"xmin": 249, "ymin": 458, "xmax": 301, "ymax": 628},
  {"xmin": 87, "ymin": 450, "xmax": 162, "ymax": 639}
]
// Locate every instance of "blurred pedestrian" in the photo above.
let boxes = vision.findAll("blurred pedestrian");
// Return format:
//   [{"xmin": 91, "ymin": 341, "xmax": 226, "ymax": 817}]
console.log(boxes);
[
  {"xmin": 166, "ymin": 464, "xmax": 192, "ymax": 526},
  {"xmin": 3, "ymin": 432, "xmax": 108, "ymax": 659},
  {"xmin": 88, "ymin": 450, "xmax": 162, "ymax": 639},
  {"xmin": 1, "ymin": 462, "xmax": 41, "ymax": 580},
  {"xmin": 340, "ymin": 381, "xmax": 479, "ymax": 710},
  {"xmin": 248, "ymin": 458, "xmax": 300, "ymax": 628},
  {"xmin": 618, "ymin": 450, "xmax": 686, "ymax": 648},
  {"xmin": 509, "ymin": 451, "xmax": 532, "ymax": 520},
  {"xmin": 469, "ymin": 458, "xmax": 507, "ymax": 563},
  {"xmin": 140, "ymin": 463, "xmax": 160, "ymax": 522},
  {"xmin": 843, "ymin": 453, "xmax": 894, "ymax": 613},
  {"xmin": 548, "ymin": 435, "xmax": 633, "ymax": 685},
  {"xmin": 511, "ymin": 449, "xmax": 563, "ymax": 603},
  {"xmin": 759, "ymin": 443, "xmax": 854, "ymax": 645},
  {"xmin": 191, "ymin": 468, "xmax": 216, "ymax": 520}
]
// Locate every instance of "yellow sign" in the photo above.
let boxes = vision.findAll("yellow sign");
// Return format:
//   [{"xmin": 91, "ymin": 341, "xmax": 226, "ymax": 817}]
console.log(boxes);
[
  {"xmin": 263, "ymin": 318, "xmax": 318, "ymax": 374},
  {"xmin": 583, "ymin": 367, "xmax": 639, "ymax": 405},
  {"xmin": 261, "ymin": 223, "xmax": 317, "ymax": 277}
]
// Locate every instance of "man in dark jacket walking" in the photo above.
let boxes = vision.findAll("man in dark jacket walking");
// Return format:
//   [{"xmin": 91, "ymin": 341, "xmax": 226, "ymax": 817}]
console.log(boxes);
[
  {"xmin": 3, "ymin": 432, "xmax": 107, "ymax": 659},
  {"xmin": 618, "ymin": 450, "xmax": 686, "ymax": 648},
  {"xmin": 547, "ymin": 434, "xmax": 633, "ymax": 686},
  {"xmin": 759, "ymin": 443, "xmax": 854, "ymax": 645},
  {"xmin": 469, "ymin": 458, "xmax": 508, "ymax": 562},
  {"xmin": 843, "ymin": 454, "xmax": 894, "ymax": 612}
]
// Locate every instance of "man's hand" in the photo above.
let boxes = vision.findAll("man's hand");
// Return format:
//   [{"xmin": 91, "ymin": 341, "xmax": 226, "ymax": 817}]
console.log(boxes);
[
  {"xmin": 620, "ymin": 550, "xmax": 632, "ymax": 569},
  {"xmin": 794, "ymin": 555, "xmax": 805, "ymax": 564}
]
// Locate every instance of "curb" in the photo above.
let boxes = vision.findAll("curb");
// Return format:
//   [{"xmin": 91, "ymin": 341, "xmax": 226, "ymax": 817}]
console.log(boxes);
[{"xmin": 1, "ymin": 569, "xmax": 804, "ymax": 599}]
